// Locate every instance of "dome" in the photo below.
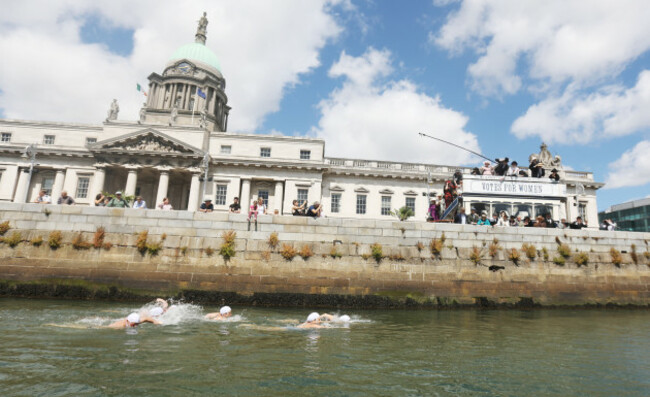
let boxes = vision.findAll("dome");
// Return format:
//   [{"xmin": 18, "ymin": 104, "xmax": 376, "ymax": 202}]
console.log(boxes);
[{"xmin": 168, "ymin": 43, "xmax": 221, "ymax": 73}]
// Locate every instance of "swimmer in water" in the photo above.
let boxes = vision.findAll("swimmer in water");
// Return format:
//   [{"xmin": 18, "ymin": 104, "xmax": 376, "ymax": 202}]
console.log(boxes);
[
  {"xmin": 204, "ymin": 305, "xmax": 232, "ymax": 320},
  {"xmin": 319, "ymin": 313, "xmax": 351, "ymax": 323},
  {"xmin": 107, "ymin": 313, "xmax": 161, "ymax": 329},
  {"xmin": 297, "ymin": 312, "xmax": 324, "ymax": 329},
  {"xmin": 149, "ymin": 298, "xmax": 170, "ymax": 317}
]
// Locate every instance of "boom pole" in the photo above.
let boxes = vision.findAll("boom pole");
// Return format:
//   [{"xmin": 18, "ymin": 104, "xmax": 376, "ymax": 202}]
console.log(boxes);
[{"xmin": 418, "ymin": 132, "xmax": 493, "ymax": 163}]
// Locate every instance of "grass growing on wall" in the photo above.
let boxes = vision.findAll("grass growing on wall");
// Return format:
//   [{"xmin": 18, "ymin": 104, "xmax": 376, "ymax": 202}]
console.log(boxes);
[
  {"xmin": 557, "ymin": 243, "xmax": 571, "ymax": 259},
  {"xmin": 30, "ymin": 236, "xmax": 43, "ymax": 247},
  {"xmin": 0, "ymin": 221, "xmax": 10, "ymax": 236},
  {"xmin": 330, "ymin": 246, "xmax": 342, "ymax": 259},
  {"xmin": 488, "ymin": 239, "xmax": 500, "ymax": 258},
  {"xmin": 610, "ymin": 248, "xmax": 623, "ymax": 267},
  {"xmin": 508, "ymin": 248, "xmax": 521, "ymax": 266},
  {"xmin": 573, "ymin": 252, "xmax": 589, "ymax": 267},
  {"xmin": 279, "ymin": 244, "xmax": 297, "ymax": 261},
  {"xmin": 93, "ymin": 227, "xmax": 105, "ymax": 249},
  {"xmin": 469, "ymin": 246, "xmax": 483, "ymax": 265},
  {"xmin": 48, "ymin": 231, "xmax": 63, "ymax": 249},
  {"xmin": 371, "ymin": 243, "xmax": 383, "ymax": 263},
  {"xmin": 268, "ymin": 232, "xmax": 279, "ymax": 250},
  {"xmin": 136, "ymin": 231, "xmax": 149, "ymax": 254},
  {"xmin": 4, "ymin": 231, "xmax": 22, "ymax": 248},
  {"xmin": 522, "ymin": 243, "xmax": 537, "ymax": 260},
  {"xmin": 219, "ymin": 230, "xmax": 237, "ymax": 261},
  {"xmin": 72, "ymin": 233, "xmax": 91, "ymax": 250},
  {"xmin": 299, "ymin": 245, "xmax": 314, "ymax": 260}
]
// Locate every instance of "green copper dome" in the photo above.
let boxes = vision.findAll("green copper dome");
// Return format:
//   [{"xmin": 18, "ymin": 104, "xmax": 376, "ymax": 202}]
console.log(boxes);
[{"xmin": 169, "ymin": 43, "xmax": 221, "ymax": 72}]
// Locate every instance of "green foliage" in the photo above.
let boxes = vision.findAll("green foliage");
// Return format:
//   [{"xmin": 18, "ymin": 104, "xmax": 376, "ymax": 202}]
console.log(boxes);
[
  {"xmin": 542, "ymin": 247, "xmax": 550, "ymax": 261},
  {"xmin": 630, "ymin": 244, "xmax": 638, "ymax": 265},
  {"xmin": 610, "ymin": 248, "xmax": 623, "ymax": 267},
  {"xmin": 30, "ymin": 236, "xmax": 43, "ymax": 247},
  {"xmin": 393, "ymin": 206, "xmax": 414, "ymax": 221},
  {"xmin": 553, "ymin": 256, "xmax": 566, "ymax": 266},
  {"xmin": 0, "ymin": 221, "xmax": 10, "ymax": 236},
  {"xmin": 279, "ymin": 244, "xmax": 297, "ymax": 261},
  {"xmin": 508, "ymin": 248, "xmax": 521, "ymax": 265},
  {"xmin": 557, "ymin": 243, "xmax": 571, "ymax": 258},
  {"xmin": 48, "ymin": 231, "xmax": 63, "ymax": 249},
  {"xmin": 522, "ymin": 243, "xmax": 537, "ymax": 260},
  {"xmin": 219, "ymin": 230, "xmax": 237, "ymax": 261},
  {"xmin": 4, "ymin": 231, "xmax": 22, "ymax": 248},
  {"xmin": 205, "ymin": 247, "xmax": 215, "ymax": 257},
  {"xmin": 573, "ymin": 252, "xmax": 589, "ymax": 267},
  {"xmin": 371, "ymin": 243, "xmax": 383, "ymax": 263},
  {"xmin": 329, "ymin": 246, "xmax": 342, "ymax": 259}
]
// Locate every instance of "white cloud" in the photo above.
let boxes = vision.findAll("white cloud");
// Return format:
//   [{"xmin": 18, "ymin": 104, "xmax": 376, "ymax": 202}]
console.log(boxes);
[
  {"xmin": 433, "ymin": 0, "xmax": 650, "ymax": 97},
  {"xmin": 605, "ymin": 140, "xmax": 650, "ymax": 189},
  {"xmin": 0, "ymin": 0, "xmax": 344, "ymax": 132},
  {"xmin": 511, "ymin": 70, "xmax": 650, "ymax": 144},
  {"xmin": 312, "ymin": 48, "xmax": 480, "ymax": 165}
]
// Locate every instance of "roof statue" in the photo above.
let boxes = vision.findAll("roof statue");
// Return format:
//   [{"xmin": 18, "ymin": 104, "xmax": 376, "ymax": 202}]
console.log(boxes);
[
  {"xmin": 106, "ymin": 99, "xmax": 119, "ymax": 122},
  {"xmin": 529, "ymin": 142, "xmax": 562, "ymax": 169},
  {"xmin": 195, "ymin": 12, "xmax": 208, "ymax": 44}
]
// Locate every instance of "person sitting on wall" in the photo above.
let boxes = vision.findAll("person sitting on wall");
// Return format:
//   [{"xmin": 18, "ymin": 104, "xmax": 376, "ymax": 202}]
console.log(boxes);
[
  {"xmin": 529, "ymin": 158, "xmax": 545, "ymax": 178},
  {"xmin": 477, "ymin": 212, "xmax": 491, "ymax": 226},
  {"xmin": 601, "ymin": 219, "xmax": 617, "ymax": 231},
  {"xmin": 454, "ymin": 207, "xmax": 468, "ymax": 224},
  {"xmin": 523, "ymin": 216, "xmax": 534, "ymax": 227},
  {"xmin": 494, "ymin": 157, "xmax": 509, "ymax": 176},
  {"xmin": 533, "ymin": 216, "xmax": 547, "ymax": 227},
  {"xmin": 292, "ymin": 200, "xmax": 307, "ymax": 216},
  {"xmin": 94, "ymin": 193, "xmax": 105, "ymax": 206},
  {"xmin": 57, "ymin": 190, "xmax": 75, "ymax": 205},
  {"xmin": 133, "ymin": 196, "xmax": 147, "ymax": 209},
  {"xmin": 106, "ymin": 191, "xmax": 128, "ymax": 208},
  {"xmin": 545, "ymin": 213, "xmax": 557, "ymax": 228},
  {"xmin": 229, "ymin": 197, "xmax": 241, "ymax": 213},
  {"xmin": 199, "ymin": 197, "xmax": 214, "ymax": 213},
  {"xmin": 34, "ymin": 189, "xmax": 52, "ymax": 204},
  {"xmin": 157, "ymin": 197, "xmax": 173, "ymax": 210},
  {"xmin": 256, "ymin": 197, "xmax": 267, "ymax": 216},
  {"xmin": 248, "ymin": 200, "xmax": 258, "ymax": 221},
  {"xmin": 479, "ymin": 161, "xmax": 493, "ymax": 175},
  {"xmin": 507, "ymin": 161, "xmax": 520, "ymax": 176},
  {"xmin": 470, "ymin": 167, "xmax": 480, "ymax": 175},
  {"xmin": 549, "ymin": 168, "xmax": 560, "ymax": 182},
  {"xmin": 427, "ymin": 199, "xmax": 439, "ymax": 222},
  {"xmin": 509, "ymin": 215, "xmax": 518, "ymax": 227},
  {"xmin": 518, "ymin": 169, "xmax": 529, "ymax": 177},
  {"xmin": 496, "ymin": 212, "xmax": 510, "ymax": 227},
  {"xmin": 570, "ymin": 216, "xmax": 588, "ymax": 229},
  {"xmin": 306, "ymin": 201, "xmax": 322, "ymax": 218},
  {"xmin": 468, "ymin": 208, "xmax": 479, "ymax": 224},
  {"xmin": 557, "ymin": 218, "xmax": 568, "ymax": 229},
  {"xmin": 443, "ymin": 180, "xmax": 457, "ymax": 209}
]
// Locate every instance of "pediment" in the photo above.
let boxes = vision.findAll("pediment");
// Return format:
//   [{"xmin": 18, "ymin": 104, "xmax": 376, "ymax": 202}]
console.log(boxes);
[
  {"xmin": 329, "ymin": 185, "xmax": 345, "ymax": 192},
  {"xmin": 403, "ymin": 190, "xmax": 418, "ymax": 196},
  {"xmin": 88, "ymin": 129, "xmax": 203, "ymax": 156},
  {"xmin": 379, "ymin": 189, "xmax": 394, "ymax": 195},
  {"xmin": 354, "ymin": 187, "xmax": 370, "ymax": 193}
]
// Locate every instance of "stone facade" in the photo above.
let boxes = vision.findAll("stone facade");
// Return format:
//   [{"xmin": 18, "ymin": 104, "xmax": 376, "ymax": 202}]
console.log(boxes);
[{"xmin": 1, "ymin": 202, "xmax": 649, "ymax": 307}]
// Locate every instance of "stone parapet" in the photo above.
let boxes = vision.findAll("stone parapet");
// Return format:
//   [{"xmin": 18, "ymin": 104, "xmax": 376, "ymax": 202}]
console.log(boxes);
[{"xmin": 1, "ymin": 202, "xmax": 649, "ymax": 307}]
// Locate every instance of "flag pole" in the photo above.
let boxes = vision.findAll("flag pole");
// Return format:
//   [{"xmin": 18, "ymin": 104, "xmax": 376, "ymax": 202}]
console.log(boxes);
[{"xmin": 191, "ymin": 93, "xmax": 196, "ymax": 123}]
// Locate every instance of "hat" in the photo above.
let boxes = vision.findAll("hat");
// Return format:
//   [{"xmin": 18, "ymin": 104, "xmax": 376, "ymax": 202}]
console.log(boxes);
[
  {"xmin": 551, "ymin": 168, "xmax": 558, "ymax": 172},
  {"xmin": 115, "ymin": 191, "xmax": 122, "ymax": 195},
  {"xmin": 307, "ymin": 312, "xmax": 320, "ymax": 323},
  {"xmin": 220, "ymin": 306, "xmax": 232, "ymax": 315},
  {"xmin": 149, "ymin": 307, "xmax": 164, "ymax": 317},
  {"xmin": 126, "ymin": 313, "xmax": 140, "ymax": 324},
  {"xmin": 339, "ymin": 315, "xmax": 351, "ymax": 322},
  {"xmin": 204, "ymin": 197, "xmax": 212, "ymax": 201},
  {"xmin": 511, "ymin": 161, "xmax": 518, "ymax": 165},
  {"xmin": 484, "ymin": 160, "xmax": 490, "ymax": 165}
]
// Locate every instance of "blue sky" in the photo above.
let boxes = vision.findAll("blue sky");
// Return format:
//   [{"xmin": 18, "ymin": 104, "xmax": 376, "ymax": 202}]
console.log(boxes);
[{"xmin": 1, "ymin": 0, "xmax": 649, "ymax": 211}]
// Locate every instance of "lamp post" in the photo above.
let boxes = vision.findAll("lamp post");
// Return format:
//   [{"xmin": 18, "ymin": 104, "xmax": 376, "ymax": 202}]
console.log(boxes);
[
  {"xmin": 201, "ymin": 151, "xmax": 210, "ymax": 200},
  {"xmin": 21, "ymin": 144, "xmax": 37, "ymax": 203}
]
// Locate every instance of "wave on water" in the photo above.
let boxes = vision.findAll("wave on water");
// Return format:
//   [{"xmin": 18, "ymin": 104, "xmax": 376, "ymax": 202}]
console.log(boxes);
[
  {"xmin": 204, "ymin": 314, "xmax": 245, "ymax": 323},
  {"xmin": 138, "ymin": 301, "xmax": 205, "ymax": 325}
]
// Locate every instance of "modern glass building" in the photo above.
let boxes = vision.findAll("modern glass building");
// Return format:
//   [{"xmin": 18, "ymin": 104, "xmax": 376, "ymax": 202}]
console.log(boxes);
[{"xmin": 599, "ymin": 198, "xmax": 650, "ymax": 232}]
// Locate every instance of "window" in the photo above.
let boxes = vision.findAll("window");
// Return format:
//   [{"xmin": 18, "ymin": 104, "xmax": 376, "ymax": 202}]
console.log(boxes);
[
  {"xmin": 41, "ymin": 176, "xmax": 54, "ymax": 195},
  {"xmin": 86, "ymin": 137, "xmax": 97, "ymax": 145},
  {"xmin": 43, "ymin": 135, "xmax": 55, "ymax": 145},
  {"xmin": 300, "ymin": 150, "xmax": 311, "ymax": 160},
  {"xmin": 258, "ymin": 190, "xmax": 269, "ymax": 206},
  {"xmin": 297, "ymin": 188, "xmax": 308, "ymax": 204},
  {"xmin": 381, "ymin": 196, "xmax": 392, "ymax": 216},
  {"xmin": 356, "ymin": 195, "xmax": 367, "ymax": 215},
  {"xmin": 578, "ymin": 202, "xmax": 587, "ymax": 222},
  {"xmin": 405, "ymin": 197, "xmax": 415, "ymax": 213},
  {"xmin": 215, "ymin": 184, "xmax": 227, "ymax": 205},
  {"xmin": 260, "ymin": 147, "xmax": 271, "ymax": 157},
  {"xmin": 220, "ymin": 145, "xmax": 231, "ymax": 154},
  {"xmin": 1, "ymin": 132, "xmax": 11, "ymax": 142},
  {"xmin": 331, "ymin": 193, "xmax": 341, "ymax": 213},
  {"xmin": 76, "ymin": 177, "xmax": 90, "ymax": 199}
]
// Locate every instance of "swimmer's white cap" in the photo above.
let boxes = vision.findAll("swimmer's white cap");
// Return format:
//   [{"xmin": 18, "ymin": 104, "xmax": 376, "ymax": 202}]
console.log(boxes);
[
  {"xmin": 149, "ymin": 307, "xmax": 164, "ymax": 317},
  {"xmin": 126, "ymin": 313, "xmax": 140, "ymax": 324},
  {"xmin": 307, "ymin": 312, "xmax": 320, "ymax": 323},
  {"xmin": 220, "ymin": 306, "xmax": 232, "ymax": 315},
  {"xmin": 339, "ymin": 315, "xmax": 351, "ymax": 322}
]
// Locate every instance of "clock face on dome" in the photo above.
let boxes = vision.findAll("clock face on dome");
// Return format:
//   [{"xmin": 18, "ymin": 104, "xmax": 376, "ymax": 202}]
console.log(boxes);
[{"xmin": 177, "ymin": 62, "xmax": 192, "ymax": 73}]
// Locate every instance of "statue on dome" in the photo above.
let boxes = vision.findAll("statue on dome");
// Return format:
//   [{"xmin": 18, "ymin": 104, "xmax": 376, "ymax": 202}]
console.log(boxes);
[
  {"xmin": 195, "ymin": 12, "xmax": 208, "ymax": 44},
  {"xmin": 529, "ymin": 142, "xmax": 562, "ymax": 169},
  {"xmin": 138, "ymin": 103, "xmax": 147, "ymax": 124},
  {"xmin": 106, "ymin": 99, "xmax": 119, "ymax": 122}
]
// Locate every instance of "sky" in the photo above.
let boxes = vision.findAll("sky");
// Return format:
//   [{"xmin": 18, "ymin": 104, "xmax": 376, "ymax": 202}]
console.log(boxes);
[{"xmin": 1, "ymin": 0, "xmax": 649, "ymax": 211}]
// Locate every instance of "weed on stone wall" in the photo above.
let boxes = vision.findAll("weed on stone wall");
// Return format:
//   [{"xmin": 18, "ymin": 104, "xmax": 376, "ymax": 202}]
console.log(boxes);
[
  {"xmin": 522, "ymin": 243, "xmax": 537, "ymax": 260},
  {"xmin": 557, "ymin": 243, "xmax": 571, "ymax": 259},
  {"xmin": 389, "ymin": 252, "xmax": 405, "ymax": 261},
  {"xmin": 4, "ymin": 231, "xmax": 22, "ymax": 248},
  {"xmin": 329, "ymin": 246, "xmax": 342, "ymax": 259},
  {"xmin": 268, "ymin": 232, "xmax": 279, "ymax": 250},
  {"xmin": 610, "ymin": 248, "xmax": 623, "ymax": 267},
  {"xmin": 488, "ymin": 239, "xmax": 500, "ymax": 258},
  {"xmin": 30, "ymin": 236, "xmax": 43, "ymax": 247},
  {"xmin": 508, "ymin": 248, "xmax": 521, "ymax": 266},
  {"xmin": 179, "ymin": 246, "xmax": 188, "ymax": 256},
  {"xmin": 469, "ymin": 246, "xmax": 483, "ymax": 265},
  {"xmin": 429, "ymin": 238, "xmax": 443, "ymax": 258},
  {"xmin": 93, "ymin": 227, "xmax": 105, "ymax": 249},
  {"xmin": 280, "ymin": 244, "xmax": 297, "ymax": 261},
  {"xmin": 261, "ymin": 250, "xmax": 271, "ymax": 261},
  {"xmin": 0, "ymin": 221, "xmax": 10, "ymax": 236},
  {"xmin": 573, "ymin": 252, "xmax": 589, "ymax": 267},
  {"xmin": 72, "ymin": 233, "xmax": 91, "ymax": 250},
  {"xmin": 553, "ymin": 256, "xmax": 566, "ymax": 266},
  {"xmin": 630, "ymin": 244, "xmax": 638, "ymax": 265},
  {"xmin": 416, "ymin": 241, "xmax": 425, "ymax": 252},
  {"xmin": 205, "ymin": 247, "xmax": 215, "ymax": 257},
  {"xmin": 102, "ymin": 242, "xmax": 113, "ymax": 250},
  {"xmin": 136, "ymin": 231, "xmax": 149, "ymax": 254},
  {"xmin": 219, "ymin": 230, "xmax": 236, "ymax": 261},
  {"xmin": 371, "ymin": 243, "xmax": 383, "ymax": 263},
  {"xmin": 299, "ymin": 245, "xmax": 314, "ymax": 260},
  {"xmin": 542, "ymin": 247, "xmax": 550, "ymax": 261},
  {"xmin": 48, "ymin": 231, "xmax": 63, "ymax": 249}
]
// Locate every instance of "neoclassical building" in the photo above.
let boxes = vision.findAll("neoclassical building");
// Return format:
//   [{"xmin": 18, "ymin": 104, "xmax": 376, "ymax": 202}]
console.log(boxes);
[{"xmin": 0, "ymin": 15, "xmax": 603, "ymax": 225}]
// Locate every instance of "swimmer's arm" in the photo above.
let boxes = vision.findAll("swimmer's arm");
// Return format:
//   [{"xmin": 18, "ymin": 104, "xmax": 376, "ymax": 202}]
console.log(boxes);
[
  {"xmin": 155, "ymin": 298, "xmax": 169, "ymax": 310},
  {"xmin": 320, "ymin": 313, "xmax": 334, "ymax": 321},
  {"xmin": 204, "ymin": 312, "xmax": 221, "ymax": 320},
  {"xmin": 140, "ymin": 315, "xmax": 162, "ymax": 325}
]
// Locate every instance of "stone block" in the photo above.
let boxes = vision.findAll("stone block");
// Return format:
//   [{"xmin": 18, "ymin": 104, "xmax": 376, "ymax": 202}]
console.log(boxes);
[{"xmin": 259, "ymin": 223, "xmax": 285, "ymax": 232}]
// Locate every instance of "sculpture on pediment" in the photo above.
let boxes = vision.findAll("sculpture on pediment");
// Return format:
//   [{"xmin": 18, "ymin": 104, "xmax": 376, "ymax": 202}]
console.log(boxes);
[
  {"xmin": 106, "ymin": 99, "xmax": 119, "ymax": 122},
  {"xmin": 529, "ymin": 142, "xmax": 562, "ymax": 169},
  {"xmin": 109, "ymin": 135, "xmax": 182, "ymax": 153},
  {"xmin": 198, "ymin": 105, "xmax": 207, "ymax": 129},
  {"xmin": 138, "ymin": 103, "xmax": 146, "ymax": 124},
  {"xmin": 169, "ymin": 104, "xmax": 178, "ymax": 126}
]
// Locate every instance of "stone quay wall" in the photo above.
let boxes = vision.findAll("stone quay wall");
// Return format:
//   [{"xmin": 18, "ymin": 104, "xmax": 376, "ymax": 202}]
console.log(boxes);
[{"xmin": 1, "ymin": 202, "xmax": 650, "ymax": 307}]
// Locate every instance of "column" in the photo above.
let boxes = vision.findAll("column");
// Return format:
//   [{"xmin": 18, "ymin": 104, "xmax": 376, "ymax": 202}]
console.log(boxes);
[
  {"xmin": 240, "ymin": 179, "xmax": 251, "ymax": 210},
  {"xmin": 274, "ymin": 181, "xmax": 284, "ymax": 215},
  {"xmin": 13, "ymin": 169, "xmax": 30, "ymax": 203},
  {"xmin": 91, "ymin": 166, "xmax": 106, "ymax": 197},
  {"xmin": 187, "ymin": 172, "xmax": 201, "ymax": 211},
  {"xmin": 125, "ymin": 168, "xmax": 138, "ymax": 197},
  {"xmin": 155, "ymin": 170, "xmax": 170, "ymax": 207},
  {"xmin": 51, "ymin": 169, "xmax": 66, "ymax": 203}
]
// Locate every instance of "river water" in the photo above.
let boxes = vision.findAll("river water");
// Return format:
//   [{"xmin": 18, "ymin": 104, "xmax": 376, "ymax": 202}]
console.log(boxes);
[{"xmin": 0, "ymin": 298, "xmax": 648, "ymax": 396}]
